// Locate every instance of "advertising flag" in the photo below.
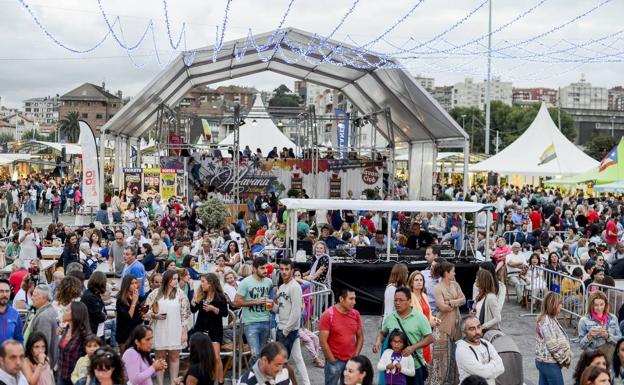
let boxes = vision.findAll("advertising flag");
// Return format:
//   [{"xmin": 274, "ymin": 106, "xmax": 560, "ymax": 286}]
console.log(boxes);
[
  {"xmin": 335, "ymin": 109, "xmax": 349, "ymax": 159},
  {"xmin": 78, "ymin": 121, "xmax": 101, "ymax": 206}
]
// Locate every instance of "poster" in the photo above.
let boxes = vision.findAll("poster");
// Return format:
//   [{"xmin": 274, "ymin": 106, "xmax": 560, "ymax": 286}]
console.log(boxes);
[
  {"xmin": 335, "ymin": 108, "xmax": 349, "ymax": 159},
  {"xmin": 123, "ymin": 168, "xmax": 142, "ymax": 197},
  {"xmin": 143, "ymin": 168, "xmax": 161, "ymax": 196},
  {"xmin": 161, "ymin": 168, "xmax": 177, "ymax": 200}
]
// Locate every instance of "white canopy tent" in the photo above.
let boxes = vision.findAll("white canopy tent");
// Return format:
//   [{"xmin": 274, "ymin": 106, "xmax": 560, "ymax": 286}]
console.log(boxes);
[
  {"xmin": 0, "ymin": 154, "xmax": 32, "ymax": 165},
  {"xmin": 219, "ymin": 94, "xmax": 297, "ymax": 156},
  {"xmin": 32, "ymin": 141, "xmax": 82, "ymax": 155},
  {"xmin": 281, "ymin": 198, "xmax": 493, "ymax": 260},
  {"xmin": 472, "ymin": 103, "xmax": 598, "ymax": 176}
]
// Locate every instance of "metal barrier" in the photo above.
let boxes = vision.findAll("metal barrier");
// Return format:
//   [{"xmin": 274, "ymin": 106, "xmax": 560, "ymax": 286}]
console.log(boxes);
[
  {"xmin": 586, "ymin": 282, "xmax": 624, "ymax": 318},
  {"xmin": 302, "ymin": 280, "xmax": 334, "ymax": 334},
  {"xmin": 522, "ymin": 266, "xmax": 586, "ymax": 323}
]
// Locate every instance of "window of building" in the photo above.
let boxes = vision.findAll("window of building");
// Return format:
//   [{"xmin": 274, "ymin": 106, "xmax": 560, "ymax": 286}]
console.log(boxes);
[
  {"xmin": 112, "ymin": 103, "xmax": 117, "ymax": 108},
  {"xmin": 96, "ymin": 113, "xmax": 103, "ymax": 119},
  {"xmin": 81, "ymin": 113, "xmax": 88, "ymax": 119}
]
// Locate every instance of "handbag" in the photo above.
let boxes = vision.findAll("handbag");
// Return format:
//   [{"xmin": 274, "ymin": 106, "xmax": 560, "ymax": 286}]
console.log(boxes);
[{"xmin": 394, "ymin": 315, "xmax": 429, "ymax": 381}]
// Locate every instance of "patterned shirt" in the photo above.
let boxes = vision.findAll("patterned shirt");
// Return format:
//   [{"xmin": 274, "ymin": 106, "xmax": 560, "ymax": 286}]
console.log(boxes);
[{"xmin": 237, "ymin": 362, "xmax": 291, "ymax": 385}]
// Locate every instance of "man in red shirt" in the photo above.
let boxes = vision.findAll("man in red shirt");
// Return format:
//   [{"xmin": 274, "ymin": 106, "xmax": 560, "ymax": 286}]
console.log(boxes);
[
  {"xmin": 319, "ymin": 288, "xmax": 363, "ymax": 385},
  {"xmin": 360, "ymin": 212, "xmax": 376, "ymax": 234},
  {"xmin": 587, "ymin": 207, "xmax": 600, "ymax": 225},
  {"xmin": 606, "ymin": 213, "xmax": 619, "ymax": 248},
  {"xmin": 8, "ymin": 265, "xmax": 28, "ymax": 296},
  {"xmin": 529, "ymin": 206, "xmax": 543, "ymax": 232}
]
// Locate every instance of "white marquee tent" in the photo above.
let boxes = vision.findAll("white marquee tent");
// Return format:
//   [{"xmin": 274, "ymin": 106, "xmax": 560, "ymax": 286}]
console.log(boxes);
[
  {"xmin": 219, "ymin": 94, "xmax": 297, "ymax": 155},
  {"xmin": 472, "ymin": 102, "xmax": 598, "ymax": 176}
]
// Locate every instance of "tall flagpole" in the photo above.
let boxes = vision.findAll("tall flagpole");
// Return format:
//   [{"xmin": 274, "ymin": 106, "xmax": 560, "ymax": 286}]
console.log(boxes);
[{"xmin": 484, "ymin": 0, "xmax": 493, "ymax": 155}]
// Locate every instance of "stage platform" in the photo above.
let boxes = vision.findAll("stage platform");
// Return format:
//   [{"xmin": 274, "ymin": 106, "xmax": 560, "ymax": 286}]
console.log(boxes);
[{"xmin": 296, "ymin": 260, "xmax": 479, "ymax": 315}]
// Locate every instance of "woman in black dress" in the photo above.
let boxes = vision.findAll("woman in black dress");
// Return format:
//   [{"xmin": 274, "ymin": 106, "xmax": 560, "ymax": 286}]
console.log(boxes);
[
  {"xmin": 190, "ymin": 273, "xmax": 227, "ymax": 385},
  {"xmin": 115, "ymin": 274, "xmax": 144, "ymax": 353},
  {"xmin": 80, "ymin": 271, "xmax": 107, "ymax": 337},
  {"xmin": 184, "ymin": 333, "xmax": 217, "ymax": 385}
]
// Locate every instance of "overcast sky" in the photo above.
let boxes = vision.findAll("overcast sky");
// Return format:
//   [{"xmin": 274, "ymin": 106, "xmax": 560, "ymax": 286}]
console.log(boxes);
[{"xmin": 1, "ymin": 0, "xmax": 623, "ymax": 108}]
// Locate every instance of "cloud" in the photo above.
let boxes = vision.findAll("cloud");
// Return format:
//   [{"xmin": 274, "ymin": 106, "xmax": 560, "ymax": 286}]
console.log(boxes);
[{"xmin": 1, "ymin": 0, "xmax": 623, "ymax": 108}]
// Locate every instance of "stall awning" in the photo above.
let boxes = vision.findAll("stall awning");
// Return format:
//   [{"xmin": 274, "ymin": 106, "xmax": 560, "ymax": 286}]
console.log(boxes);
[{"xmin": 280, "ymin": 198, "xmax": 491, "ymax": 213}]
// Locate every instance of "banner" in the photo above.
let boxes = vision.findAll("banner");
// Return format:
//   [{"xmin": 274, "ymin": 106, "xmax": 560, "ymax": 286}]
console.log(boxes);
[
  {"xmin": 78, "ymin": 121, "xmax": 101, "ymax": 206},
  {"xmin": 335, "ymin": 108, "xmax": 349, "ymax": 159},
  {"xmin": 143, "ymin": 168, "xmax": 161, "ymax": 196},
  {"xmin": 123, "ymin": 168, "xmax": 142, "ymax": 196},
  {"xmin": 161, "ymin": 168, "xmax": 177, "ymax": 199}
]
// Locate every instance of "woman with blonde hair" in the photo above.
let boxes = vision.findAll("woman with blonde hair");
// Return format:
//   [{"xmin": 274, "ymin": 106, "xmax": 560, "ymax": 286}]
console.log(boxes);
[
  {"xmin": 305, "ymin": 241, "xmax": 331, "ymax": 285},
  {"xmin": 579, "ymin": 291, "xmax": 622, "ymax": 357},
  {"xmin": 535, "ymin": 291, "xmax": 572, "ymax": 385},
  {"xmin": 383, "ymin": 263, "xmax": 408, "ymax": 318}
]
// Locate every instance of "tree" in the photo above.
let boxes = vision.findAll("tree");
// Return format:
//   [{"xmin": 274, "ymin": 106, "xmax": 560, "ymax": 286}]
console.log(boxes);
[
  {"xmin": 19, "ymin": 129, "xmax": 46, "ymax": 141},
  {"xmin": 585, "ymin": 134, "xmax": 618, "ymax": 160},
  {"xmin": 57, "ymin": 111, "xmax": 80, "ymax": 143},
  {"xmin": 0, "ymin": 133, "xmax": 14, "ymax": 145},
  {"xmin": 268, "ymin": 84, "xmax": 300, "ymax": 107},
  {"xmin": 449, "ymin": 106, "xmax": 485, "ymax": 152}
]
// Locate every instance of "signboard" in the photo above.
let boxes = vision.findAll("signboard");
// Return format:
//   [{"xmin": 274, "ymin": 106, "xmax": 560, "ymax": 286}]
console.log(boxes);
[
  {"xmin": 335, "ymin": 109, "xmax": 349, "ymax": 159},
  {"xmin": 78, "ymin": 121, "xmax": 101, "ymax": 206},
  {"xmin": 161, "ymin": 168, "xmax": 177, "ymax": 199},
  {"xmin": 123, "ymin": 168, "xmax": 142, "ymax": 196},
  {"xmin": 362, "ymin": 167, "xmax": 380, "ymax": 185},
  {"xmin": 143, "ymin": 168, "xmax": 161, "ymax": 196}
]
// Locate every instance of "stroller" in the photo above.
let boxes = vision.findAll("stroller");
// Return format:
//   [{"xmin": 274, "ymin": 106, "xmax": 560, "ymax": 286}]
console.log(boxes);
[{"xmin": 483, "ymin": 329, "xmax": 523, "ymax": 385}]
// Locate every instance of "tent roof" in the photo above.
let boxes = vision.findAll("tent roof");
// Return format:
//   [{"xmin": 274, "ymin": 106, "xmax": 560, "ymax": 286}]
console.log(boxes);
[
  {"xmin": 0, "ymin": 154, "xmax": 31, "ymax": 166},
  {"xmin": 471, "ymin": 103, "xmax": 598, "ymax": 176},
  {"xmin": 219, "ymin": 95, "xmax": 297, "ymax": 154},
  {"xmin": 280, "ymin": 198, "xmax": 491, "ymax": 213},
  {"xmin": 102, "ymin": 27, "xmax": 468, "ymax": 145}
]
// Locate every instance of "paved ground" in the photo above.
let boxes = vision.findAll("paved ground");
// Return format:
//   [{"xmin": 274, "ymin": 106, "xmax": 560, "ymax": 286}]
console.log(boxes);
[{"xmin": 301, "ymin": 301, "xmax": 582, "ymax": 385}]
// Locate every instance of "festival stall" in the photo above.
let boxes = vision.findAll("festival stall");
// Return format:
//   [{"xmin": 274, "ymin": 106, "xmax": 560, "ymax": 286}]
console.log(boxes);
[{"xmin": 472, "ymin": 102, "xmax": 598, "ymax": 185}]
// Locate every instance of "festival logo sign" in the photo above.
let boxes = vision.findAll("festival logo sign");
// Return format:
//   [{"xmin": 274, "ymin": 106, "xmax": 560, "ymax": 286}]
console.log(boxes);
[{"xmin": 362, "ymin": 167, "xmax": 380, "ymax": 185}]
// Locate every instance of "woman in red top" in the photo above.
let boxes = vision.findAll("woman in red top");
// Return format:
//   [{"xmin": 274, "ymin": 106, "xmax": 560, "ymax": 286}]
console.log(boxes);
[{"xmin": 407, "ymin": 271, "xmax": 440, "ymax": 364}]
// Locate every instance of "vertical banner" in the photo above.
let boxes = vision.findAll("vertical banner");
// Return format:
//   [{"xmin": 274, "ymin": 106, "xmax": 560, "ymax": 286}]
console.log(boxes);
[
  {"xmin": 335, "ymin": 108, "xmax": 349, "ymax": 159},
  {"xmin": 161, "ymin": 168, "xmax": 177, "ymax": 199},
  {"xmin": 123, "ymin": 168, "xmax": 143, "ymax": 196},
  {"xmin": 78, "ymin": 121, "xmax": 101, "ymax": 206},
  {"xmin": 143, "ymin": 168, "xmax": 161, "ymax": 196}
]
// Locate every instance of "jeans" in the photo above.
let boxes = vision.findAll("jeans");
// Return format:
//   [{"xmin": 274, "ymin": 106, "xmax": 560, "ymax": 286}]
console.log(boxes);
[
  {"xmin": 288, "ymin": 337, "xmax": 310, "ymax": 385},
  {"xmin": 536, "ymin": 360, "xmax": 563, "ymax": 385},
  {"xmin": 412, "ymin": 366, "xmax": 424, "ymax": 385},
  {"xmin": 324, "ymin": 359, "xmax": 346, "ymax": 385},
  {"xmin": 276, "ymin": 328, "xmax": 299, "ymax": 356},
  {"xmin": 243, "ymin": 321, "xmax": 270, "ymax": 366}
]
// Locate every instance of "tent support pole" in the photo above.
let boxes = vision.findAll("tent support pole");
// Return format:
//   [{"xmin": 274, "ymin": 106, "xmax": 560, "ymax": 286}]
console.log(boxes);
[
  {"xmin": 233, "ymin": 103, "xmax": 241, "ymax": 205},
  {"xmin": 386, "ymin": 210, "xmax": 392, "ymax": 262},
  {"xmin": 485, "ymin": 211, "xmax": 491, "ymax": 261}
]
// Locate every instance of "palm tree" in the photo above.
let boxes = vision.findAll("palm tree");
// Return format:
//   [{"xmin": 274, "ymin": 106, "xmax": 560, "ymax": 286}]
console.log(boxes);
[{"xmin": 57, "ymin": 111, "xmax": 80, "ymax": 143}]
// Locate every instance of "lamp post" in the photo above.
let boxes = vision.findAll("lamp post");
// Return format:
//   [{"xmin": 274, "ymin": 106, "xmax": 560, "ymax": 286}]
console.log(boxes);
[
  {"xmin": 461, "ymin": 114, "xmax": 466, "ymax": 129},
  {"xmin": 612, "ymin": 116, "xmax": 616, "ymax": 137}
]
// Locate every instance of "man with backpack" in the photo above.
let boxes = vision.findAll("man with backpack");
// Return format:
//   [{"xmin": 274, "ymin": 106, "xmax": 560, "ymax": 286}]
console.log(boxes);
[
  {"xmin": 319, "ymin": 288, "xmax": 363, "ymax": 385},
  {"xmin": 455, "ymin": 315, "xmax": 504, "ymax": 385}
]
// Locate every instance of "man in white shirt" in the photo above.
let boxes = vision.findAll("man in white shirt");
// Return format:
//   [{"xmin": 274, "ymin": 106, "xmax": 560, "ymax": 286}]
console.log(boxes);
[
  {"xmin": 0, "ymin": 340, "xmax": 29, "ymax": 385},
  {"xmin": 505, "ymin": 242, "xmax": 527, "ymax": 304},
  {"xmin": 456, "ymin": 316, "xmax": 504, "ymax": 385}
]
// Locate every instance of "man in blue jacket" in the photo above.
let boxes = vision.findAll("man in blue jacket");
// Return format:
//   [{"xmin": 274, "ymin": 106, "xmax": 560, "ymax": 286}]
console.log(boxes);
[{"xmin": 0, "ymin": 279, "xmax": 22, "ymax": 344}]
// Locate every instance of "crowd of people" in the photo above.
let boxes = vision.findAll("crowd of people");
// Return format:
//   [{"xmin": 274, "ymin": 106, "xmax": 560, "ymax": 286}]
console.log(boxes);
[{"xmin": 2, "ymin": 177, "xmax": 624, "ymax": 385}]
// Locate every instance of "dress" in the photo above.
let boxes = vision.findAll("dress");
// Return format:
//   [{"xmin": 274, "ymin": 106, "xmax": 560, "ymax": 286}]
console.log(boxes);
[
  {"xmin": 18, "ymin": 230, "xmax": 38, "ymax": 259},
  {"xmin": 146, "ymin": 289, "xmax": 191, "ymax": 350}
]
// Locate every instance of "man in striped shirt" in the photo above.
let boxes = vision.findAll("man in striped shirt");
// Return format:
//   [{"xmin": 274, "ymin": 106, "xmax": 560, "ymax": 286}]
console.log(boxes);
[{"xmin": 237, "ymin": 342, "xmax": 293, "ymax": 385}]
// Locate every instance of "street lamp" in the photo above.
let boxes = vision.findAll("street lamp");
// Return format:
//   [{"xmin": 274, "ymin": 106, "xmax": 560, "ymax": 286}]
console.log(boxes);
[
  {"xmin": 612, "ymin": 116, "xmax": 616, "ymax": 137},
  {"xmin": 461, "ymin": 114, "xmax": 466, "ymax": 129}
]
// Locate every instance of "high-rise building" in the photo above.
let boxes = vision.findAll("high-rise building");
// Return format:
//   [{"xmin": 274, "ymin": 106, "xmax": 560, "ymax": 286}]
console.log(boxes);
[
  {"xmin": 59, "ymin": 83, "xmax": 123, "ymax": 131},
  {"xmin": 512, "ymin": 88, "xmax": 558, "ymax": 107},
  {"xmin": 432, "ymin": 86, "xmax": 453, "ymax": 111},
  {"xmin": 451, "ymin": 77, "xmax": 513, "ymax": 109},
  {"xmin": 559, "ymin": 76, "xmax": 608, "ymax": 110},
  {"xmin": 23, "ymin": 96, "xmax": 60, "ymax": 124},
  {"xmin": 608, "ymin": 86, "xmax": 624, "ymax": 111},
  {"xmin": 414, "ymin": 76, "xmax": 435, "ymax": 92}
]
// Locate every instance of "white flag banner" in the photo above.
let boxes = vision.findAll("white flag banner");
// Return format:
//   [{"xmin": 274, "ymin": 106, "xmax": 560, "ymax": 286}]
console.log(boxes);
[{"xmin": 78, "ymin": 120, "xmax": 101, "ymax": 207}]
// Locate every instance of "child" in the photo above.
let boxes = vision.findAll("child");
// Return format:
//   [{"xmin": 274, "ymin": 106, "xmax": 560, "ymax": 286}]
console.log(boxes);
[
  {"xmin": 377, "ymin": 330, "xmax": 415, "ymax": 385},
  {"xmin": 71, "ymin": 334, "xmax": 101, "ymax": 384}
]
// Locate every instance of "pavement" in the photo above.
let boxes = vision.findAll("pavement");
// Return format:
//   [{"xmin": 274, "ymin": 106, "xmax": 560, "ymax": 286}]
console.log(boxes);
[{"xmin": 301, "ymin": 300, "xmax": 583, "ymax": 385}]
